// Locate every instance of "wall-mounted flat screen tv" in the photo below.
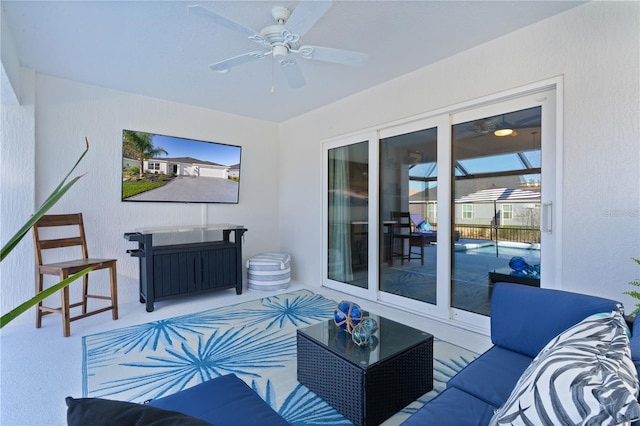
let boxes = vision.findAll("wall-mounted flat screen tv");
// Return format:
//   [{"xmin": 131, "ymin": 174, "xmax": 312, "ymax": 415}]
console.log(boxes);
[{"xmin": 121, "ymin": 129, "xmax": 241, "ymax": 204}]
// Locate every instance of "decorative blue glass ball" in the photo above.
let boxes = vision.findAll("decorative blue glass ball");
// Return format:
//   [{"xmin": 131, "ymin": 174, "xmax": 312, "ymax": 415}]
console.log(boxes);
[
  {"xmin": 524, "ymin": 263, "xmax": 541, "ymax": 279},
  {"xmin": 351, "ymin": 317, "xmax": 379, "ymax": 347},
  {"xmin": 334, "ymin": 301, "xmax": 363, "ymax": 334},
  {"xmin": 509, "ymin": 256, "xmax": 528, "ymax": 272},
  {"xmin": 360, "ymin": 317, "xmax": 378, "ymax": 334}
]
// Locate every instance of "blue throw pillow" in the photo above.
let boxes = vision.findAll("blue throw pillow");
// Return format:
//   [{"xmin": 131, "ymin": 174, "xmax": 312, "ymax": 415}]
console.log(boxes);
[{"xmin": 418, "ymin": 221, "xmax": 432, "ymax": 231}]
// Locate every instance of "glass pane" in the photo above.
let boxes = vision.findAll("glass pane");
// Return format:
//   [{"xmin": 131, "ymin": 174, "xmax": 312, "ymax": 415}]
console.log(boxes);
[
  {"xmin": 298, "ymin": 315, "xmax": 431, "ymax": 367},
  {"xmin": 452, "ymin": 107, "xmax": 542, "ymax": 316},
  {"xmin": 379, "ymin": 127, "xmax": 437, "ymax": 304},
  {"xmin": 327, "ymin": 142, "xmax": 368, "ymax": 288}
]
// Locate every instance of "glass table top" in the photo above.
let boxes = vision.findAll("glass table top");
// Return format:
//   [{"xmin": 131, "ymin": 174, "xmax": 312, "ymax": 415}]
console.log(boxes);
[
  {"xmin": 135, "ymin": 224, "xmax": 245, "ymax": 234},
  {"xmin": 297, "ymin": 315, "xmax": 432, "ymax": 368},
  {"xmin": 132, "ymin": 224, "xmax": 246, "ymax": 246}
]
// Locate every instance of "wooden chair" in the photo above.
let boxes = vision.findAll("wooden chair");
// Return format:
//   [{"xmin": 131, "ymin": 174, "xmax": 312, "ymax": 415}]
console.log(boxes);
[
  {"xmin": 390, "ymin": 211, "xmax": 425, "ymax": 266},
  {"xmin": 32, "ymin": 213, "xmax": 118, "ymax": 337}
]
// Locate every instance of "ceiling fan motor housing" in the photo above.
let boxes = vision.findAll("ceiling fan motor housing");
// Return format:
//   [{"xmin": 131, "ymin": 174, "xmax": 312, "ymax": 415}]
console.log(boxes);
[
  {"xmin": 260, "ymin": 7, "xmax": 303, "ymax": 56},
  {"xmin": 260, "ymin": 24, "xmax": 301, "ymax": 55}
]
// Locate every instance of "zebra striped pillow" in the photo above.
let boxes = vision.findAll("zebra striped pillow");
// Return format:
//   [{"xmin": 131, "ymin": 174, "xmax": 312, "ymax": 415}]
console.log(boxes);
[{"xmin": 490, "ymin": 310, "xmax": 640, "ymax": 426}]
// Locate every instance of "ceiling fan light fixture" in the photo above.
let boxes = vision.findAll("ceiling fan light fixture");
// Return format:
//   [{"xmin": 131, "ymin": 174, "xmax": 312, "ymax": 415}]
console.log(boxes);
[
  {"xmin": 272, "ymin": 44, "xmax": 288, "ymax": 57},
  {"xmin": 494, "ymin": 114, "xmax": 514, "ymax": 136},
  {"xmin": 494, "ymin": 128, "xmax": 514, "ymax": 137}
]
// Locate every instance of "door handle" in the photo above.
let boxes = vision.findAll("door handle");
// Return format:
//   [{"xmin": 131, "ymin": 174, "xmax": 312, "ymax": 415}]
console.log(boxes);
[{"xmin": 542, "ymin": 202, "xmax": 552, "ymax": 233}]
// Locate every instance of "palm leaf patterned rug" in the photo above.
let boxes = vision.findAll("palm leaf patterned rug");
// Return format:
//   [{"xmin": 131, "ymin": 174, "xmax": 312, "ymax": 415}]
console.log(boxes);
[{"xmin": 82, "ymin": 289, "xmax": 477, "ymax": 425}]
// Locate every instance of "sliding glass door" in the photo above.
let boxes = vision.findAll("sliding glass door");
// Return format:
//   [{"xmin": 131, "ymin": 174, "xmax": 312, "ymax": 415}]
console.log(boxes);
[
  {"xmin": 379, "ymin": 125, "xmax": 438, "ymax": 305},
  {"xmin": 323, "ymin": 83, "xmax": 558, "ymax": 331},
  {"xmin": 451, "ymin": 106, "xmax": 542, "ymax": 316},
  {"xmin": 326, "ymin": 139, "xmax": 370, "ymax": 291},
  {"xmin": 448, "ymin": 89, "xmax": 557, "ymax": 327}
]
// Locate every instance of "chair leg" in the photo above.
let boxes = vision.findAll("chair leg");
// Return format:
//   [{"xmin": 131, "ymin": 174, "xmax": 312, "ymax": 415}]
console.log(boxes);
[
  {"xmin": 109, "ymin": 263, "xmax": 118, "ymax": 321},
  {"xmin": 82, "ymin": 273, "xmax": 89, "ymax": 315},
  {"xmin": 35, "ymin": 273, "xmax": 44, "ymax": 329},
  {"xmin": 60, "ymin": 273, "xmax": 71, "ymax": 337}
]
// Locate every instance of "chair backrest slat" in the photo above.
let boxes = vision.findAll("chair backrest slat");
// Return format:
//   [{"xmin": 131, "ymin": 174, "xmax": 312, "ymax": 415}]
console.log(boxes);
[
  {"xmin": 391, "ymin": 211, "xmax": 412, "ymax": 235},
  {"xmin": 35, "ymin": 213, "xmax": 82, "ymax": 227},
  {"xmin": 33, "ymin": 213, "xmax": 89, "ymax": 265},
  {"xmin": 38, "ymin": 237, "xmax": 84, "ymax": 250}
]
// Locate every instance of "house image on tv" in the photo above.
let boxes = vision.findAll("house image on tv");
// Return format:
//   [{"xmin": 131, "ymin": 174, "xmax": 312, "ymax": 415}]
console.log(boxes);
[
  {"xmin": 143, "ymin": 156, "xmax": 231, "ymax": 179},
  {"xmin": 122, "ymin": 156, "xmax": 137, "ymax": 170},
  {"xmin": 228, "ymin": 163, "xmax": 240, "ymax": 179}
]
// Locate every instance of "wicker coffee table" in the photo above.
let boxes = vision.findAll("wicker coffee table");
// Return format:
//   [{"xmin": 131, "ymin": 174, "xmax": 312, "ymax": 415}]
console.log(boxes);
[{"xmin": 297, "ymin": 315, "xmax": 433, "ymax": 426}]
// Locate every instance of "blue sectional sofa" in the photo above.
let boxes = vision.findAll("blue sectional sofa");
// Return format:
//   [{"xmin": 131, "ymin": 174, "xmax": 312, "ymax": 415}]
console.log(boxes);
[
  {"xmin": 68, "ymin": 283, "xmax": 640, "ymax": 425},
  {"xmin": 403, "ymin": 283, "xmax": 640, "ymax": 425}
]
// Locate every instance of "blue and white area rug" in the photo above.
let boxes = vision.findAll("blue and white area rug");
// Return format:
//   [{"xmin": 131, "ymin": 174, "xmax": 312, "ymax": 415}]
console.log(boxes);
[{"xmin": 82, "ymin": 289, "xmax": 477, "ymax": 425}]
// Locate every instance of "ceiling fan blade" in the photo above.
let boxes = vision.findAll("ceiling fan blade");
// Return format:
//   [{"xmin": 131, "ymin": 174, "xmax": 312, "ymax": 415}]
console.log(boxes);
[
  {"xmin": 296, "ymin": 45, "xmax": 368, "ymax": 66},
  {"xmin": 189, "ymin": 5, "xmax": 265, "ymax": 45},
  {"xmin": 209, "ymin": 51, "xmax": 270, "ymax": 73},
  {"xmin": 285, "ymin": 1, "xmax": 332, "ymax": 38},
  {"xmin": 280, "ymin": 58, "xmax": 306, "ymax": 88}
]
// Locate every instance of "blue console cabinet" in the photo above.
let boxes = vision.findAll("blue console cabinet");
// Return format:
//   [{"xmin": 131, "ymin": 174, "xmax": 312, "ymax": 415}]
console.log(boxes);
[{"xmin": 125, "ymin": 224, "xmax": 247, "ymax": 312}]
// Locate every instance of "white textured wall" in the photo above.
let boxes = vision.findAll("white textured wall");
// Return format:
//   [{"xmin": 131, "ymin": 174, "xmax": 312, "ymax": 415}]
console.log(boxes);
[
  {"xmin": 279, "ymin": 2, "xmax": 640, "ymax": 305},
  {"xmin": 1, "ymin": 68, "xmax": 36, "ymax": 325},
  {"xmin": 1, "ymin": 75, "xmax": 280, "ymax": 327},
  {"xmin": 1, "ymin": 5, "xmax": 21, "ymax": 105}
]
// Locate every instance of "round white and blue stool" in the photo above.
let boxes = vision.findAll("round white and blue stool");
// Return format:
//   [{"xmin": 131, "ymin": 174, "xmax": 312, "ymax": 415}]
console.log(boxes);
[{"xmin": 246, "ymin": 252, "xmax": 291, "ymax": 291}]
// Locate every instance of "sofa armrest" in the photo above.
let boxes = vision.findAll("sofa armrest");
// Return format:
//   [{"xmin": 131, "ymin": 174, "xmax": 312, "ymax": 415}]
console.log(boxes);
[{"xmin": 490, "ymin": 283, "xmax": 621, "ymax": 358}]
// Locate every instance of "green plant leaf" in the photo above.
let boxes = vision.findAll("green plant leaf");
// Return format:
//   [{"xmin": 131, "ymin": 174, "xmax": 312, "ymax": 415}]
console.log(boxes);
[
  {"xmin": 0, "ymin": 267, "xmax": 91, "ymax": 328},
  {"xmin": 624, "ymin": 290, "xmax": 640, "ymax": 299},
  {"xmin": 624, "ymin": 257, "xmax": 640, "ymax": 317},
  {"xmin": 0, "ymin": 139, "xmax": 88, "ymax": 262}
]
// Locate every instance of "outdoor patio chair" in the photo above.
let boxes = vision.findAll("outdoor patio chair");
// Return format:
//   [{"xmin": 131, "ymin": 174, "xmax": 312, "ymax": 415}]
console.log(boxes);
[{"xmin": 390, "ymin": 212, "xmax": 424, "ymax": 266}]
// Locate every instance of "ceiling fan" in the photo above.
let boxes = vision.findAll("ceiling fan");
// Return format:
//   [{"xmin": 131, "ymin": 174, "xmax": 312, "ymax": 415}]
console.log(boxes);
[{"xmin": 189, "ymin": 1, "xmax": 369, "ymax": 89}]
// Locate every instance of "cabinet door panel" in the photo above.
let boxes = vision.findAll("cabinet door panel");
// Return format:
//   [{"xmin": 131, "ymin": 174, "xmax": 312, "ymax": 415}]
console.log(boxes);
[
  {"xmin": 154, "ymin": 251, "xmax": 198, "ymax": 297},
  {"xmin": 153, "ymin": 255, "xmax": 166, "ymax": 298},
  {"xmin": 201, "ymin": 247, "xmax": 237, "ymax": 290}
]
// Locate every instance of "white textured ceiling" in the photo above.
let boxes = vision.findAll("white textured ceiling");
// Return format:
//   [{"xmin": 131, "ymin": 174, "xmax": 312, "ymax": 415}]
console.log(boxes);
[{"xmin": 1, "ymin": 1, "xmax": 585, "ymax": 122}]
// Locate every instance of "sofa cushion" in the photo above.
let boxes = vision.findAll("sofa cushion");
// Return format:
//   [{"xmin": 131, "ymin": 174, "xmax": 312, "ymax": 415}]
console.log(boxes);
[
  {"xmin": 491, "ymin": 283, "xmax": 621, "ymax": 358},
  {"xmin": 401, "ymin": 387, "xmax": 495, "ymax": 426},
  {"xmin": 147, "ymin": 374, "xmax": 289, "ymax": 426},
  {"xmin": 446, "ymin": 346, "xmax": 533, "ymax": 408},
  {"xmin": 66, "ymin": 397, "xmax": 211, "ymax": 426},
  {"xmin": 490, "ymin": 311, "xmax": 640, "ymax": 426}
]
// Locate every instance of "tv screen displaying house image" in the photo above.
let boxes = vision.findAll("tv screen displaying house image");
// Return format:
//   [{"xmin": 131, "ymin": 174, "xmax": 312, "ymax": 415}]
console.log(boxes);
[{"xmin": 122, "ymin": 129, "xmax": 241, "ymax": 203}]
